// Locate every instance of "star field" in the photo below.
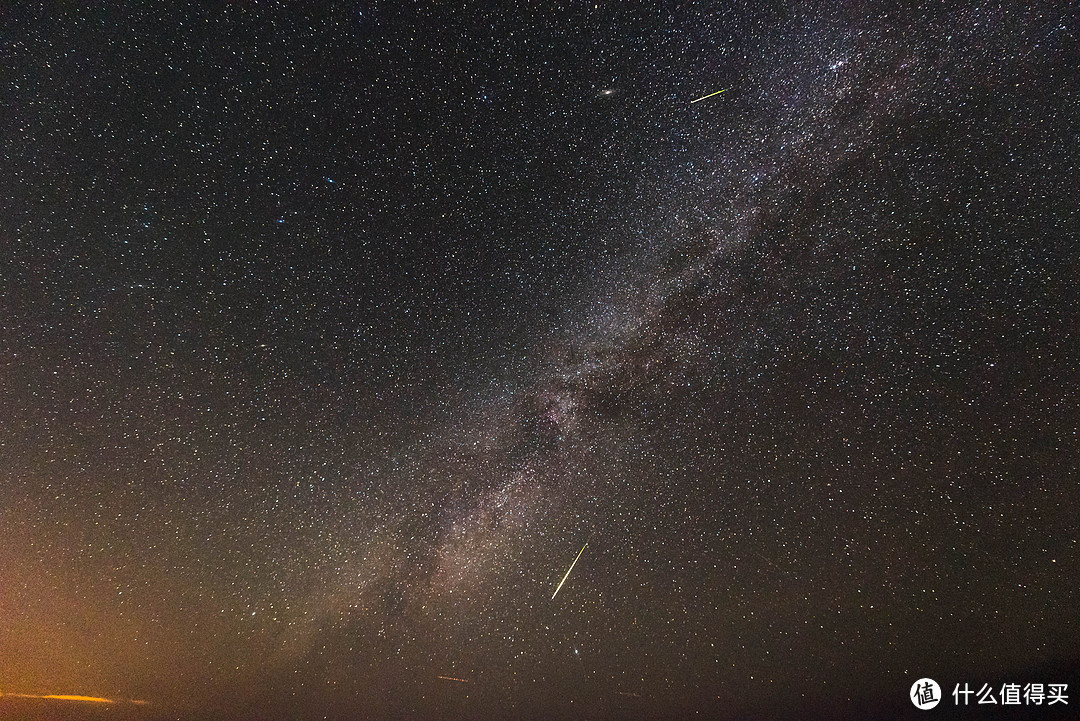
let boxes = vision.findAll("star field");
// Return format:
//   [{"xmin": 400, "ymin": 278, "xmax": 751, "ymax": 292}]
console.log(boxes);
[{"xmin": 1, "ymin": 3, "xmax": 1078, "ymax": 720}]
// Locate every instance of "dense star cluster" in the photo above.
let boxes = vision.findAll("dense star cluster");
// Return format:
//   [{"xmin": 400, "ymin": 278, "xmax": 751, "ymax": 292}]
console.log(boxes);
[{"xmin": 1, "ymin": 3, "xmax": 1077, "ymax": 719}]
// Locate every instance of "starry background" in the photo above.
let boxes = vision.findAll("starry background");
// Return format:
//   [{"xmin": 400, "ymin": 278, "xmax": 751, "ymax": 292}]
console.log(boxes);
[{"xmin": 1, "ymin": 2, "xmax": 1078, "ymax": 720}]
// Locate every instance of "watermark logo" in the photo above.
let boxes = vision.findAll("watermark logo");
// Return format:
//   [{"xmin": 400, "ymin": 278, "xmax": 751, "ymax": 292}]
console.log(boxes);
[
  {"xmin": 909, "ymin": 679, "xmax": 1069, "ymax": 709},
  {"xmin": 953, "ymin": 682, "xmax": 1069, "ymax": 706},
  {"xmin": 911, "ymin": 678, "xmax": 942, "ymax": 710}
]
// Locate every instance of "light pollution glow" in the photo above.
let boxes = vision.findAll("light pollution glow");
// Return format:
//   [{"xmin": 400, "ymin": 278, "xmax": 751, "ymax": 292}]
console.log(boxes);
[{"xmin": 0, "ymin": 692, "xmax": 150, "ymax": 705}]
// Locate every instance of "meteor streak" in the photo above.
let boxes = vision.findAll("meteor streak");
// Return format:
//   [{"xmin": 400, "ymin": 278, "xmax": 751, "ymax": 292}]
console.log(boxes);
[
  {"xmin": 551, "ymin": 543, "xmax": 588, "ymax": 599},
  {"xmin": 690, "ymin": 88, "xmax": 728, "ymax": 103}
]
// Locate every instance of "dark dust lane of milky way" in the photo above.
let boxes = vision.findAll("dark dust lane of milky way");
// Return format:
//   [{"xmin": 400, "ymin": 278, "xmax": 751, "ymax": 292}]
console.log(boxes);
[{"xmin": 1, "ymin": 3, "xmax": 1077, "ymax": 720}]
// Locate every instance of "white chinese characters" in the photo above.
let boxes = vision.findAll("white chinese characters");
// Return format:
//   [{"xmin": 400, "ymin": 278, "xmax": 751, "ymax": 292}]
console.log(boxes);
[{"xmin": 951, "ymin": 682, "xmax": 1068, "ymax": 706}]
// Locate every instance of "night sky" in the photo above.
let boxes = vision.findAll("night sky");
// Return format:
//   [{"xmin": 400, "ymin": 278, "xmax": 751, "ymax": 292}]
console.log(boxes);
[{"xmin": 2, "ymin": 2, "xmax": 1078, "ymax": 720}]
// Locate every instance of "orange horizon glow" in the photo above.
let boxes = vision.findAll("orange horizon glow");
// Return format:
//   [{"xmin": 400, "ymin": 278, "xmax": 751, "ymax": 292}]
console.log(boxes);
[
  {"xmin": 42, "ymin": 694, "xmax": 114, "ymax": 703},
  {"xmin": 1, "ymin": 692, "xmax": 115, "ymax": 704}
]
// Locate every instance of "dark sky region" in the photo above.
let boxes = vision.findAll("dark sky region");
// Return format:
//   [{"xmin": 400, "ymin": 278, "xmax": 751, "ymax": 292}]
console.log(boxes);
[{"xmin": 1, "ymin": 2, "xmax": 1078, "ymax": 720}]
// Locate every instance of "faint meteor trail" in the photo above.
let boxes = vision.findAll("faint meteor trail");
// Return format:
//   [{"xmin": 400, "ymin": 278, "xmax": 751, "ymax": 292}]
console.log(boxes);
[
  {"xmin": 690, "ymin": 88, "xmax": 728, "ymax": 103},
  {"xmin": 551, "ymin": 543, "xmax": 588, "ymax": 599},
  {"xmin": 436, "ymin": 676, "xmax": 469, "ymax": 683}
]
